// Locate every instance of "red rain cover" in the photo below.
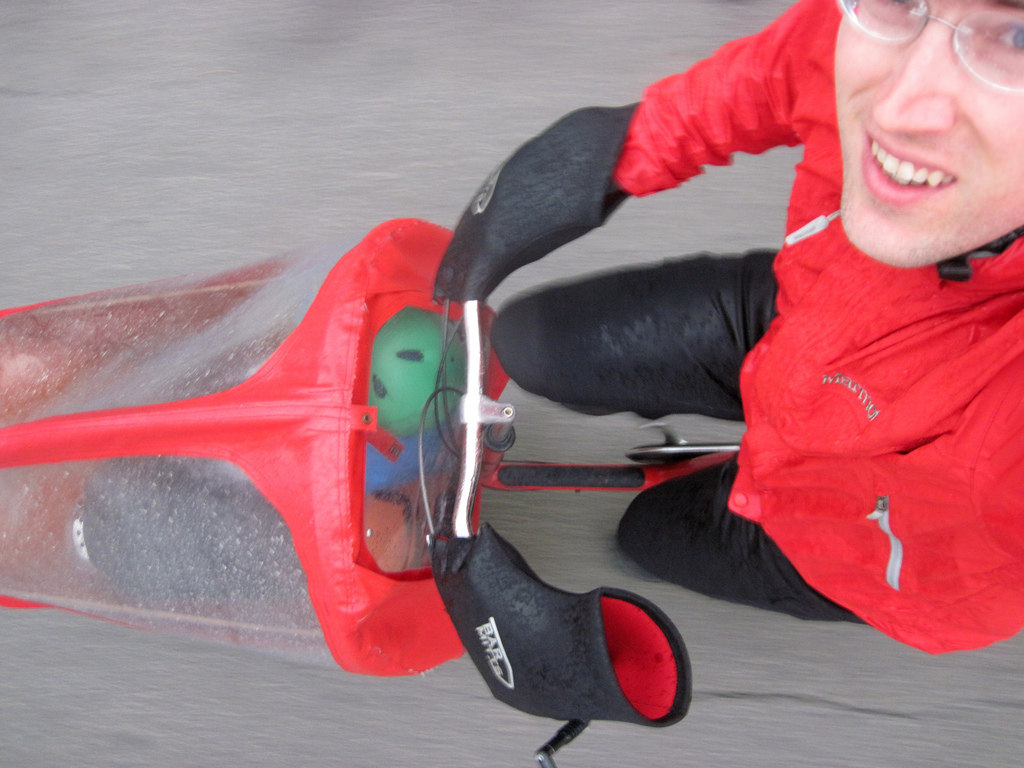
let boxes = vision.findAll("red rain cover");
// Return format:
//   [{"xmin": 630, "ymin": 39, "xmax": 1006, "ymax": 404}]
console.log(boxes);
[{"xmin": 0, "ymin": 219, "xmax": 500, "ymax": 676}]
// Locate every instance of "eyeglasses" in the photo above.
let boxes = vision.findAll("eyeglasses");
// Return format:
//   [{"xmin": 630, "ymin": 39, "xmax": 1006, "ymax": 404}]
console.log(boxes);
[{"xmin": 837, "ymin": 0, "xmax": 1024, "ymax": 92}]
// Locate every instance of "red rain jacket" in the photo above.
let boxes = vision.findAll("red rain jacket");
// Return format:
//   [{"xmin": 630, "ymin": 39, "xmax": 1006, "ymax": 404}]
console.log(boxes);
[{"xmin": 614, "ymin": 0, "xmax": 1024, "ymax": 652}]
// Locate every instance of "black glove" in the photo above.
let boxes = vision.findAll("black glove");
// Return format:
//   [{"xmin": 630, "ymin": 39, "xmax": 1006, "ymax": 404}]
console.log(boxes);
[{"xmin": 435, "ymin": 104, "xmax": 637, "ymax": 302}]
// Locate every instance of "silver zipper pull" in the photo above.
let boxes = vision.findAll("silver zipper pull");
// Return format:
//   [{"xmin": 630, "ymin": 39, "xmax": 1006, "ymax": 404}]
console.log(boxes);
[
  {"xmin": 867, "ymin": 495, "xmax": 903, "ymax": 591},
  {"xmin": 784, "ymin": 210, "xmax": 840, "ymax": 246}
]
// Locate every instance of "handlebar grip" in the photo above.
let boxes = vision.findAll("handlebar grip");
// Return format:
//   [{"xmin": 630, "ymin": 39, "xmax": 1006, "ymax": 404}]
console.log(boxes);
[
  {"xmin": 432, "ymin": 523, "xmax": 692, "ymax": 726},
  {"xmin": 434, "ymin": 105, "xmax": 636, "ymax": 302}
]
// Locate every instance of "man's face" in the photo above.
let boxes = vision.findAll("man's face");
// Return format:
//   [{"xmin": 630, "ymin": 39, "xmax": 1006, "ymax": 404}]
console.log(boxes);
[{"xmin": 835, "ymin": 0, "xmax": 1024, "ymax": 268}]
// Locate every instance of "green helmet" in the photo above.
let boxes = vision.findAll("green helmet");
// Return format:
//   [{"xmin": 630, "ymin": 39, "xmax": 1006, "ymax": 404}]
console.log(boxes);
[{"xmin": 368, "ymin": 307, "xmax": 466, "ymax": 435}]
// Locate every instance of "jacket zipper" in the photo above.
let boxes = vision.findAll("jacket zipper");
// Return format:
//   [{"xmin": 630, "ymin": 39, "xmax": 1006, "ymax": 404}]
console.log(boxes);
[{"xmin": 867, "ymin": 495, "xmax": 903, "ymax": 591}]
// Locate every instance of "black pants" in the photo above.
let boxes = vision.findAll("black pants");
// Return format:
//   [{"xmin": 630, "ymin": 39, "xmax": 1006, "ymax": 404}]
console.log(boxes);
[{"xmin": 492, "ymin": 251, "xmax": 859, "ymax": 622}]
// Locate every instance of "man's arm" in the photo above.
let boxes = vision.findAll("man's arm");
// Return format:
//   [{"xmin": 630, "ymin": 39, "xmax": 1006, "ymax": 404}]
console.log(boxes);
[{"xmin": 616, "ymin": 0, "xmax": 838, "ymax": 197}]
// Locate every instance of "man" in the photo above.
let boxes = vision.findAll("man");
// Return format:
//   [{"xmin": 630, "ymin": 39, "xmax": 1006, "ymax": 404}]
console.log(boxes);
[{"xmin": 435, "ymin": 0, "xmax": 1024, "ymax": 653}]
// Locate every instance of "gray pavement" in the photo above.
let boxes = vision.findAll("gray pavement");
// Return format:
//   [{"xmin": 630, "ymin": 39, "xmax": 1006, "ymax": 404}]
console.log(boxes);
[{"xmin": 2, "ymin": 2, "xmax": 1022, "ymax": 767}]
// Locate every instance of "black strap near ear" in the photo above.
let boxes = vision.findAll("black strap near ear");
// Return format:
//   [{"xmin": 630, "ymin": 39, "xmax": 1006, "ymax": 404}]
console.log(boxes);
[
  {"xmin": 937, "ymin": 254, "xmax": 973, "ymax": 282},
  {"xmin": 937, "ymin": 225, "xmax": 1024, "ymax": 282},
  {"xmin": 432, "ymin": 524, "xmax": 691, "ymax": 727}
]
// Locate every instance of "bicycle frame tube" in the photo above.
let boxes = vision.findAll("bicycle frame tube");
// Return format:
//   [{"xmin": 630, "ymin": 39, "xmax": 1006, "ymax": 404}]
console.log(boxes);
[{"xmin": 482, "ymin": 452, "xmax": 736, "ymax": 493}]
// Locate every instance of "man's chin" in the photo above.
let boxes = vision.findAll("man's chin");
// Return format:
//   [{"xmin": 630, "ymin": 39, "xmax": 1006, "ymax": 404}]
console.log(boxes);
[
  {"xmin": 856, "ymin": 244, "xmax": 945, "ymax": 269},
  {"xmin": 841, "ymin": 209, "xmax": 958, "ymax": 269}
]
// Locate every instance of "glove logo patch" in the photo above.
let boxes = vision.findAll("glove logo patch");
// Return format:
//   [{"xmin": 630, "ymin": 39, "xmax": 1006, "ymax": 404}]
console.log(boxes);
[
  {"xmin": 471, "ymin": 161, "xmax": 505, "ymax": 215},
  {"xmin": 475, "ymin": 616, "xmax": 515, "ymax": 689}
]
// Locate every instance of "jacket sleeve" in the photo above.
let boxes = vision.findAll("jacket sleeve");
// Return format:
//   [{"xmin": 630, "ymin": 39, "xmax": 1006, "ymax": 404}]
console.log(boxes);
[{"xmin": 614, "ymin": 0, "xmax": 840, "ymax": 197}]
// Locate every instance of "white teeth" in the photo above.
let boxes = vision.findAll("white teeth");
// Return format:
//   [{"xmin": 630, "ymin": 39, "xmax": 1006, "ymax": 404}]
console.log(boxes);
[{"xmin": 871, "ymin": 140, "xmax": 953, "ymax": 188}]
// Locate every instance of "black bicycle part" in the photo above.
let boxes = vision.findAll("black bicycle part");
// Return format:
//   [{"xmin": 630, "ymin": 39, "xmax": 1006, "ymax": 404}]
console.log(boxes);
[
  {"xmin": 434, "ymin": 104, "xmax": 636, "ymax": 302},
  {"xmin": 495, "ymin": 463, "xmax": 646, "ymax": 489},
  {"xmin": 535, "ymin": 719, "xmax": 589, "ymax": 768}
]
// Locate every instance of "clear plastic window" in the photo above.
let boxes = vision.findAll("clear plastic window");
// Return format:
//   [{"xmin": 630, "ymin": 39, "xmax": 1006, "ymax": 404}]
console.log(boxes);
[
  {"xmin": 0, "ymin": 456, "xmax": 324, "ymax": 655},
  {"xmin": 361, "ymin": 306, "xmax": 466, "ymax": 574}
]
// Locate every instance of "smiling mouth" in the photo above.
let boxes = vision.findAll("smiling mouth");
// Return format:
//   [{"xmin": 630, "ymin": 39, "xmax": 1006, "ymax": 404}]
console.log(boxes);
[{"xmin": 872, "ymin": 140, "xmax": 954, "ymax": 188}]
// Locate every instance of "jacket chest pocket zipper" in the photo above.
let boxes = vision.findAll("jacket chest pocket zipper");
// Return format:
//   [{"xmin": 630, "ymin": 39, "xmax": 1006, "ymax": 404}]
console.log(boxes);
[{"xmin": 867, "ymin": 495, "xmax": 903, "ymax": 591}]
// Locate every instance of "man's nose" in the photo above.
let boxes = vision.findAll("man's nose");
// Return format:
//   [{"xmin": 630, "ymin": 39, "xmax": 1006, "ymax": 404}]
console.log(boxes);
[{"xmin": 871, "ymin": 20, "xmax": 961, "ymax": 133}]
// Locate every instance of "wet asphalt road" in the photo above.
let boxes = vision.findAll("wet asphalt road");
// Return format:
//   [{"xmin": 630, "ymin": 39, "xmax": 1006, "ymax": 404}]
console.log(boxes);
[{"xmin": 2, "ymin": 2, "xmax": 1023, "ymax": 767}]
